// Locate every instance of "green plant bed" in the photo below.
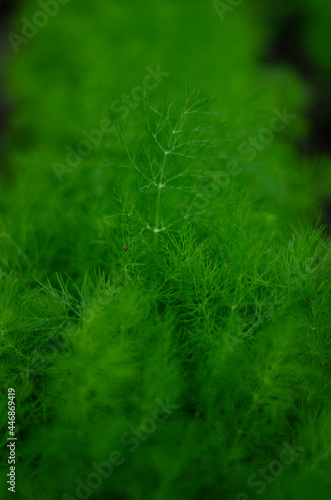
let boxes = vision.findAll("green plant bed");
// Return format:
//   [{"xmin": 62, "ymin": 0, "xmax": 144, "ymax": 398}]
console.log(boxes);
[
  {"xmin": 0, "ymin": 1, "xmax": 330, "ymax": 499},
  {"xmin": 1, "ymin": 94, "xmax": 330, "ymax": 500}
]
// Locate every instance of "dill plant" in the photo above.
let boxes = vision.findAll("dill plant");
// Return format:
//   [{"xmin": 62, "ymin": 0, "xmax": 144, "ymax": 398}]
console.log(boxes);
[
  {"xmin": 1, "ymin": 0, "xmax": 331, "ymax": 497},
  {"xmin": 1, "ymin": 95, "xmax": 330, "ymax": 500},
  {"xmin": 106, "ymin": 88, "xmax": 227, "ymax": 253}
]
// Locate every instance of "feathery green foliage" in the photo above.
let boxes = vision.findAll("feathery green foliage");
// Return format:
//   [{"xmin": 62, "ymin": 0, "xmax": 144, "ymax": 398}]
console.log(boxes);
[{"xmin": 0, "ymin": 1, "xmax": 330, "ymax": 499}]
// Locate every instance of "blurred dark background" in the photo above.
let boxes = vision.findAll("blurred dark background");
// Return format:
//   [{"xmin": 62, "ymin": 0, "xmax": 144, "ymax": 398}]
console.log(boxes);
[
  {"xmin": 1, "ymin": 1, "xmax": 330, "ymax": 153},
  {"xmin": 262, "ymin": 7, "xmax": 331, "ymax": 157},
  {"xmin": 0, "ymin": 0, "xmax": 330, "ymax": 222},
  {"xmin": 0, "ymin": 0, "xmax": 16, "ymax": 135}
]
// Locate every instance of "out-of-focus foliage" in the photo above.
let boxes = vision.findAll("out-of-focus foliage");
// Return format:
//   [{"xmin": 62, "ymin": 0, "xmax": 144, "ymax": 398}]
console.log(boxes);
[{"xmin": 0, "ymin": 1, "xmax": 330, "ymax": 500}]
